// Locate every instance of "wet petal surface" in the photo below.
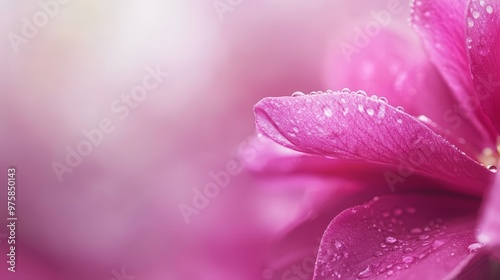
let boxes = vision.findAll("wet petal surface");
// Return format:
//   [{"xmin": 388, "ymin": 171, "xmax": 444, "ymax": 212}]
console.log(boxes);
[
  {"xmin": 254, "ymin": 91, "xmax": 492, "ymax": 196},
  {"xmin": 313, "ymin": 194, "xmax": 482, "ymax": 280}
]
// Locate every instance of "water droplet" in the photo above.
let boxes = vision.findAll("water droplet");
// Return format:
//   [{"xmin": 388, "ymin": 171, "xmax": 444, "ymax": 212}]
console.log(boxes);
[
  {"xmin": 472, "ymin": 10, "xmax": 480, "ymax": 18},
  {"xmin": 410, "ymin": 228, "xmax": 423, "ymax": 234},
  {"xmin": 380, "ymin": 242, "xmax": 387, "ymax": 248},
  {"xmin": 468, "ymin": 17, "xmax": 474, "ymax": 27},
  {"xmin": 468, "ymin": 242, "xmax": 484, "ymax": 252},
  {"xmin": 292, "ymin": 127, "xmax": 299, "ymax": 133},
  {"xmin": 309, "ymin": 91, "xmax": 318, "ymax": 95},
  {"xmin": 357, "ymin": 266, "xmax": 373, "ymax": 278},
  {"xmin": 418, "ymin": 252, "xmax": 427, "ymax": 259},
  {"xmin": 340, "ymin": 98, "xmax": 347, "ymax": 103},
  {"xmin": 324, "ymin": 108, "xmax": 333, "ymax": 117},
  {"xmin": 433, "ymin": 240, "xmax": 445, "ymax": 249},
  {"xmin": 366, "ymin": 108, "xmax": 375, "ymax": 116},
  {"xmin": 419, "ymin": 235, "xmax": 430, "ymax": 240},
  {"xmin": 356, "ymin": 90, "xmax": 367, "ymax": 97},
  {"xmin": 341, "ymin": 88, "xmax": 351, "ymax": 93},
  {"xmin": 358, "ymin": 104, "xmax": 364, "ymax": 112},
  {"xmin": 486, "ymin": 5, "xmax": 493, "ymax": 14},
  {"xmin": 378, "ymin": 97, "xmax": 388, "ymax": 103},
  {"xmin": 397, "ymin": 119, "xmax": 403, "ymax": 124},
  {"xmin": 334, "ymin": 241, "xmax": 342, "ymax": 249},
  {"xmin": 370, "ymin": 95, "xmax": 378, "ymax": 100},
  {"xmin": 402, "ymin": 256, "xmax": 414, "ymax": 263},
  {"xmin": 417, "ymin": 115, "xmax": 431, "ymax": 123},
  {"xmin": 488, "ymin": 165, "xmax": 497, "ymax": 173},
  {"xmin": 374, "ymin": 251, "xmax": 383, "ymax": 257},
  {"xmin": 343, "ymin": 252, "xmax": 349, "ymax": 258},
  {"xmin": 404, "ymin": 248, "xmax": 414, "ymax": 253},
  {"xmin": 396, "ymin": 106, "xmax": 405, "ymax": 112},
  {"xmin": 291, "ymin": 91, "xmax": 305, "ymax": 97},
  {"xmin": 387, "ymin": 270, "xmax": 394, "ymax": 276},
  {"xmin": 385, "ymin": 236, "xmax": 397, "ymax": 244},
  {"xmin": 480, "ymin": 0, "xmax": 486, "ymax": 6},
  {"xmin": 343, "ymin": 107, "xmax": 349, "ymax": 116}
]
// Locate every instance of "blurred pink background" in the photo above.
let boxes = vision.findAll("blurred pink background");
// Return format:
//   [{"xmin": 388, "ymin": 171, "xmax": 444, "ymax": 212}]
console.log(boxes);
[{"xmin": 0, "ymin": 1, "xmax": 411, "ymax": 279}]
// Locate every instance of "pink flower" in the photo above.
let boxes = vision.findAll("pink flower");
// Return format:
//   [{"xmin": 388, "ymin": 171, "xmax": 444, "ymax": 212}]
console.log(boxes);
[{"xmin": 253, "ymin": 0, "xmax": 500, "ymax": 279}]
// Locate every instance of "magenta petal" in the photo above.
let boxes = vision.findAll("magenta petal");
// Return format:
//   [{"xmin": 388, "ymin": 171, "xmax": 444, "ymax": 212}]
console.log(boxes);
[
  {"xmin": 254, "ymin": 92, "xmax": 491, "ymax": 196},
  {"xmin": 411, "ymin": 0, "xmax": 495, "ymax": 139},
  {"xmin": 466, "ymin": 0, "xmax": 500, "ymax": 134},
  {"xmin": 313, "ymin": 195, "xmax": 482, "ymax": 280}
]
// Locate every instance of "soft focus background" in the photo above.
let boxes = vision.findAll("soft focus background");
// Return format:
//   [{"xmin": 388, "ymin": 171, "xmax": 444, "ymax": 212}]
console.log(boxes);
[{"xmin": 0, "ymin": 1, "xmax": 412, "ymax": 279}]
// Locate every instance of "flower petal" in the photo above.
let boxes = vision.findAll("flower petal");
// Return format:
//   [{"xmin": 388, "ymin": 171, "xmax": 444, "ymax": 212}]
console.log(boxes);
[
  {"xmin": 466, "ymin": 0, "xmax": 500, "ymax": 134},
  {"xmin": 254, "ymin": 92, "xmax": 491, "ymax": 196},
  {"xmin": 313, "ymin": 194, "xmax": 482, "ymax": 280},
  {"xmin": 411, "ymin": 0, "xmax": 496, "ymax": 139}
]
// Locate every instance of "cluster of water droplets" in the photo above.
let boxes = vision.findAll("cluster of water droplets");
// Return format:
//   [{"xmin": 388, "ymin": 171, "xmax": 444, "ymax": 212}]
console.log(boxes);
[
  {"xmin": 357, "ymin": 207, "xmax": 453, "ymax": 278},
  {"xmin": 469, "ymin": 0, "xmax": 494, "ymax": 27},
  {"xmin": 291, "ymin": 89, "xmax": 389, "ymax": 101},
  {"xmin": 317, "ymin": 199, "xmax": 489, "ymax": 279},
  {"xmin": 411, "ymin": 0, "xmax": 495, "ymax": 55},
  {"xmin": 466, "ymin": 0, "xmax": 494, "ymax": 53},
  {"xmin": 290, "ymin": 89, "xmax": 406, "ymax": 125},
  {"xmin": 291, "ymin": 90, "xmax": 336, "ymax": 97}
]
